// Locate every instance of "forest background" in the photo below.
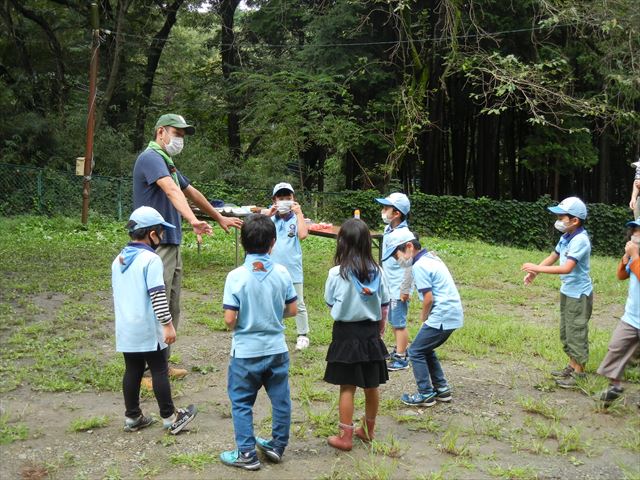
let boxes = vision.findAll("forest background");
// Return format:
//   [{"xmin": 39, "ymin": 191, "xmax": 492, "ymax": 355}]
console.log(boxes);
[{"xmin": 0, "ymin": 0, "xmax": 639, "ymax": 205}]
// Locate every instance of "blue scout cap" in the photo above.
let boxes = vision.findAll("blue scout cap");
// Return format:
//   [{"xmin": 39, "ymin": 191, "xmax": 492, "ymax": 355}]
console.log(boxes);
[
  {"xmin": 381, "ymin": 228, "xmax": 416, "ymax": 262},
  {"xmin": 375, "ymin": 192, "xmax": 410, "ymax": 215},
  {"xmin": 128, "ymin": 206, "xmax": 176, "ymax": 231},
  {"xmin": 627, "ymin": 218, "xmax": 640, "ymax": 228},
  {"xmin": 547, "ymin": 197, "xmax": 587, "ymax": 220}
]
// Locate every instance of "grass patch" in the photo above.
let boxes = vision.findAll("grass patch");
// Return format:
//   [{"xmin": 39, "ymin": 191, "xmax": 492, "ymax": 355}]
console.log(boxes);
[
  {"xmin": 488, "ymin": 464, "xmax": 539, "ymax": 479},
  {"xmin": 0, "ymin": 414, "xmax": 29, "ymax": 444},
  {"xmin": 169, "ymin": 452, "xmax": 218, "ymax": 470},
  {"xmin": 69, "ymin": 415, "xmax": 110, "ymax": 432},
  {"xmin": 517, "ymin": 396, "xmax": 564, "ymax": 421},
  {"xmin": 369, "ymin": 434, "xmax": 406, "ymax": 458}
]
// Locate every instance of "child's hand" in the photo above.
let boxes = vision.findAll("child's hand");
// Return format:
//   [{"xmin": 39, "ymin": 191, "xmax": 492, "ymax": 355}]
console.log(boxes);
[
  {"xmin": 291, "ymin": 202, "xmax": 303, "ymax": 215},
  {"xmin": 267, "ymin": 205, "xmax": 278, "ymax": 216},
  {"xmin": 521, "ymin": 262, "xmax": 539, "ymax": 273},
  {"xmin": 400, "ymin": 293, "xmax": 409, "ymax": 302},
  {"xmin": 624, "ymin": 240, "xmax": 640, "ymax": 259},
  {"xmin": 163, "ymin": 323, "xmax": 177, "ymax": 344},
  {"xmin": 523, "ymin": 272, "xmax": 537, "ymax": 285}
]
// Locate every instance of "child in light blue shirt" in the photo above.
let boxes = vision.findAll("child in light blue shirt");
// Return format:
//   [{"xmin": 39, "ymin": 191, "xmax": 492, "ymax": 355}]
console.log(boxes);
[
  {"xmin": 324, "ymin": 219, "xmax": 390, "ymax": 451},
  {"xmin": 112, "ymin": 206, "xmax": 197, "ymax": 435},
  {"xmin": 382, "ymin": 228, "xmax": 463, "ymax": 408},
  {"xmin": 596, "ymin": 218, "xmax": 640, "ymax": 406},
  {"xmin": 268, "ymin": 182, "xmax": 310, "ymax": 351},
  {"xmin": 220, "ymin": 214, "xmax": 297, "ymax": 471},
  {"xmin": 522, "ymin": 197, "xmax": 593, "ymax": 388}
]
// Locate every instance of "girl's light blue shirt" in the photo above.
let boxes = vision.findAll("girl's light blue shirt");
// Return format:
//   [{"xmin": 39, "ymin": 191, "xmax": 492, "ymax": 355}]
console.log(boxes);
[
  {"xmin": 112, "ymin": 245, "xmax": 167, "ymax": 353},
  {"xmin": 325, "ymin": 266, "xmax": 390, "ymax": 322}
]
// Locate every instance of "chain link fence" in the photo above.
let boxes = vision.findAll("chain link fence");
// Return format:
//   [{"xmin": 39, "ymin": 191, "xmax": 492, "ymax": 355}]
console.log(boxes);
[{"xmin": 0, "ymin": 163, "xmax": 353, "ymax": 222}]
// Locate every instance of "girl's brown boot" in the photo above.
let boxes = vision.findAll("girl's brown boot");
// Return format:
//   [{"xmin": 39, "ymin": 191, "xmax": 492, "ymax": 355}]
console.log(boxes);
[
  {"xmin": 328, "ymin": 422, "xmax": 355, "ymax": 451},
  {"xmin": 354, "ymin": 417, "xmax": 376, "ymax": 442}
]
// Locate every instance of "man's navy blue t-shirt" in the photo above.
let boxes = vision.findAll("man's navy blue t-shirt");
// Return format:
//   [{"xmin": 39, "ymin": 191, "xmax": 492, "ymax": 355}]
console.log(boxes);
[{"xmin": 132, "ymin": 149, "xmax": 190, "ymax": 246}]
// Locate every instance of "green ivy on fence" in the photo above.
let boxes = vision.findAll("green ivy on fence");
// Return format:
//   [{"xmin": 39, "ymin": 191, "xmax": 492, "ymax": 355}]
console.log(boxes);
[{"xmin": 0, "ymin": 164, "xmax": 633, "ymax": 256}]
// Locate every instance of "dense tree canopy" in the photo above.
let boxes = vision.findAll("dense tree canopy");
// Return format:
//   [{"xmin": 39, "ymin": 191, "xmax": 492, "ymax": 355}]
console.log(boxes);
[{"xmin": 1, "ymin": 0, "xmax": 638, "ymax": 204}]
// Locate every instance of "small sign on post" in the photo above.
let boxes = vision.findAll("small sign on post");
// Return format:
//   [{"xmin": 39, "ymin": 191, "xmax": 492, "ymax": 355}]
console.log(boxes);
[{"xmin": 76, "ymin": 157, "xmax": 85, "ymax": 176}]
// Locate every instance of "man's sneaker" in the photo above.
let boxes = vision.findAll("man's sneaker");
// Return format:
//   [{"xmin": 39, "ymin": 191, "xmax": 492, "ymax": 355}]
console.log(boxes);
[
  {"xmin": 220, "ymin": 449, "xmax": 261, "ymax": 470},
  {"xmin": 256, "ymin": 437, "xmax": 284, "ymax": 463},
  {"xmin": 387, "ymin": 353, "xmax": 410, "ymax": 371},
  {"xmin": 556, "ymin": 372, "xmax": 586, "ymax": 389},
  {"xmin": 167, "ymin": 404, "xmax": 197, "ymax": 435},
  {"xmin": 295, "ymin": 335, "xmax": 310, "ymax": 351},
  {"xmin": 435, "ymin": 386, "xmax": 452, "ymax": 402},
  {"xmin": 401, "ymin": 392, "xmax": 437, "ymax": 407},
  {"xmin": 124, "ymin": 414, "xmax": 155, "ymax": 432},
  {"xmin": 599, "ymin": 386, "xmax": 624, "ymax": 404},
  {"xmin": 168, "ymin": 367, "xmax": 188, "ymax": 379},
  {"xmin": 551, "ymin": 365, "xmax": 574, "ymax": 378}
]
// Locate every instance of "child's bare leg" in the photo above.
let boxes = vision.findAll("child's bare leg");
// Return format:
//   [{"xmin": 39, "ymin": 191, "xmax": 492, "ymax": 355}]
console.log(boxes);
[
  {"xmin": 363, "ymin": 387, "xmax": 379, "ymax": 419},
  {"xmin": 338, "ymin": 385, "xmax": 356, "ymax": 425},
  {"xmin": 395, "ymin": 328, "xmax": 409, "ymax": 355}
]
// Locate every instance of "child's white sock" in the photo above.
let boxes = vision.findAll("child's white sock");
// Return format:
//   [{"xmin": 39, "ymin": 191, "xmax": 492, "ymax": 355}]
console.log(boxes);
[{"xmin": 163, "ymin": 413, "xmax": 176, "ymax": 428}]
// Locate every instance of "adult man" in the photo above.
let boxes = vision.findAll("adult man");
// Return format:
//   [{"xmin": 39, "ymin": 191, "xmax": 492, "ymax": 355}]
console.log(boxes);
[{"xmin": 133, "ymin": 113, "xmax": 242, "ymax": 381}]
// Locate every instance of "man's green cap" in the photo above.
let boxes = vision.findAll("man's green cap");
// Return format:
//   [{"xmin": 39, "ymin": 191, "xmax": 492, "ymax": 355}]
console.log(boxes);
[{"xmin": 154, "ymin": 114, "xmax": 195, "ymax": 135}]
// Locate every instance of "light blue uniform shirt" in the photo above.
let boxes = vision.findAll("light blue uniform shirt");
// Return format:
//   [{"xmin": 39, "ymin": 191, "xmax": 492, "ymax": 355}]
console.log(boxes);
[
  {"xmin": 223, "ymin": 253, "xmax": 297, "ymax": 358},
  {"xmin": 271, "ymin": 213, "xmax": 303, "ymax": 283},
  {"xmin": 112, "ymin": 243, "xmax": 167, "ymax": 352},
  {"xmin": 382, "ymin": 221, "xmax": 410, "ymax": 298},
  {"xmin": 622, "ymin": 259, "xmax": 640, "ymax": 330},
  {"xmin": 554, "ymin": 227, "xmax": 593, "ymax": 298},
  {"xmin": 412, "ymin": 250, "xmax": 464, "ymax": 330},
  {"xmin": 325, "ymin": 266, "xmax": 390, "ymax": 322}
]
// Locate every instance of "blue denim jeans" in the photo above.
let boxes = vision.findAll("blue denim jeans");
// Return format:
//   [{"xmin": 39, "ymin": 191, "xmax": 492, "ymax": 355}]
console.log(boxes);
[
  {"xmin": 408, "ymin": 325, "xmax": 455, "ymax": 394},
  {"xmin": 227, "ymin": 352, "xmax": 291, "ymax": 452}
]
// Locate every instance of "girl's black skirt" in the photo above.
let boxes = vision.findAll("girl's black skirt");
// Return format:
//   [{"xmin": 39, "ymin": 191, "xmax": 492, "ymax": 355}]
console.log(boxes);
[{"xmin": 323, "ymin": 320, "xmax": 389, "ymax": 388}]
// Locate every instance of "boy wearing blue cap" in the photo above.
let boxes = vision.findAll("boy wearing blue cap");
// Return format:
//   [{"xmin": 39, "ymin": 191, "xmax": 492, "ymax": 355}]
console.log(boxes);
[
  {"xmin": 596, "ymin": 218, "xmax": 640, "ymax": 406},
  {"xmin": 220, "ymin": 214, "xmax": 298, "ymax": 470},
  {"xmin": 375, "ymin": 193, "xmax": 412, "ymax": 371},
  {"xmin": 112, "ymin": 206, "xmax": 197, "ymax": 434},
  {"xmin": 268, "ymin": 182, "xmax": 310, "ymax": 351},
  {"xmin": 382, "ymin": 229, "xmax": 463, "ymax": 407},
  {"xmin": 522, "ymin": 197, "xmax": 593, "ymax": 388}
]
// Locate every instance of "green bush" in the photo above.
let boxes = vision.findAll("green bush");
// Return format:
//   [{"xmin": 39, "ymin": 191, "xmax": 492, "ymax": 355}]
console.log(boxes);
[{"xmin": 0, "ymin": 164, "xmax": 632, "ymax": 256}]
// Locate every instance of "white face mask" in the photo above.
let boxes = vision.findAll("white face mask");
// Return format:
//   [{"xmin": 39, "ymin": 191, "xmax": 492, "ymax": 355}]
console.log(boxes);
[
  {"xmin": 554, "ymin": 220, "xmax": 569, "ymax": 233},
  {"xmin": 276, "ymin": 200, "xmax": 293, "ymax": 214},
  {"xmin": 381, "ymin": 213, "xmax": 391, "ymax": 224},
  {"xmin": 165, "ymin": 136, "xmax": 184, "ymax": 156},
  {"xmin": 396, "ymin": 256, "xmax": 413, "ymax": 268}
]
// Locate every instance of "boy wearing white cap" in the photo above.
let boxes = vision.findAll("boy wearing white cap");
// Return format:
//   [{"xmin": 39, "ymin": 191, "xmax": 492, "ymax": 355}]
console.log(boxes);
[
  {"xmin": 112, "ymin": 206, "xmax": 197, "ymax": 434},
  {"xmin": 268, "ymin": 183, "xmax": 310, "ymax": 350},
  {"xmin": 382, "ymin": 229, "xmax": 463, "ymax": 407},
  {"xmin": 522, "ymin": 197, "xmax": 593, "ymax": 388},
  {"xmin": 375, "ymin": 193, "xmax": 412, "ymax": 371}
]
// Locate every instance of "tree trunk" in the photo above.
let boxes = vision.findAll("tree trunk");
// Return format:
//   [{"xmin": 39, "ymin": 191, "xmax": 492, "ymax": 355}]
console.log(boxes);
[
  {"xmin": 219, "ymin": 0, "xmax": 242, "ymax": 161},
  {"xmin": 133, "ymin": 0, "xmax": 185, "ymax": 151}
]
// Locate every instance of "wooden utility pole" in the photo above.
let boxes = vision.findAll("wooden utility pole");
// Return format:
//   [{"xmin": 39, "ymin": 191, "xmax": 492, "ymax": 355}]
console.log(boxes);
[{"xmin": 81, "ymin": 3, "xmax": 99, "ymax": 224}]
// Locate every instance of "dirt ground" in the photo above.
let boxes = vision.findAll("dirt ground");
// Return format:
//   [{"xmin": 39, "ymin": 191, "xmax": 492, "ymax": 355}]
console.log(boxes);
[{"xmin": 1, "ymin": 290, "xmax": 639, "ymax": 480}]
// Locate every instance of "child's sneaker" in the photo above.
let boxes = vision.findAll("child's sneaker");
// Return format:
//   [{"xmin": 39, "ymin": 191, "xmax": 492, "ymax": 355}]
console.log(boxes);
[
  {"xmin": 256, "ymin": 437, "xmax": 284, "ymax": 463},
  {"xmin": 556, "ymin": 372, "xmax": 586, "ymax": 389},
  {"xmin": 387, "ymin": 353, "xmax": 410, "ymax": 371},
  {"xmin": 401, "ymin": 391, "xmax": 437, "ymax": 407},
  {"xmin": 124, "ymin": 414, "xmax": 155, "ymax": 432},
  {"xmin": 220, "ymin": 449, "xmax": 261, "ymax": 470},
  {"xmin": 550, "ymin": 365, "xmax": 574, "ymax": 378},
  {"xmin": 295, "ymin": 335, "xmax": 310, "ymax": 351},
  {"xmin": 165, "ymin": 404, "xmax": 197, "ymax": 435},
  {"xmin": 435, "ymin": 386, "xmax": 452, "ymax": 402},
  {"xmin": 599, "ymin": 386, "xmax": 623, "ymax": 404}
]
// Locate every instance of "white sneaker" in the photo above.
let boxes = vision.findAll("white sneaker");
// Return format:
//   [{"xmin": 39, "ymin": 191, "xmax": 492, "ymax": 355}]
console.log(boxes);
[{"xmin": 295, "ymin": 335, "xmax": 310, "ymax": 351}]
